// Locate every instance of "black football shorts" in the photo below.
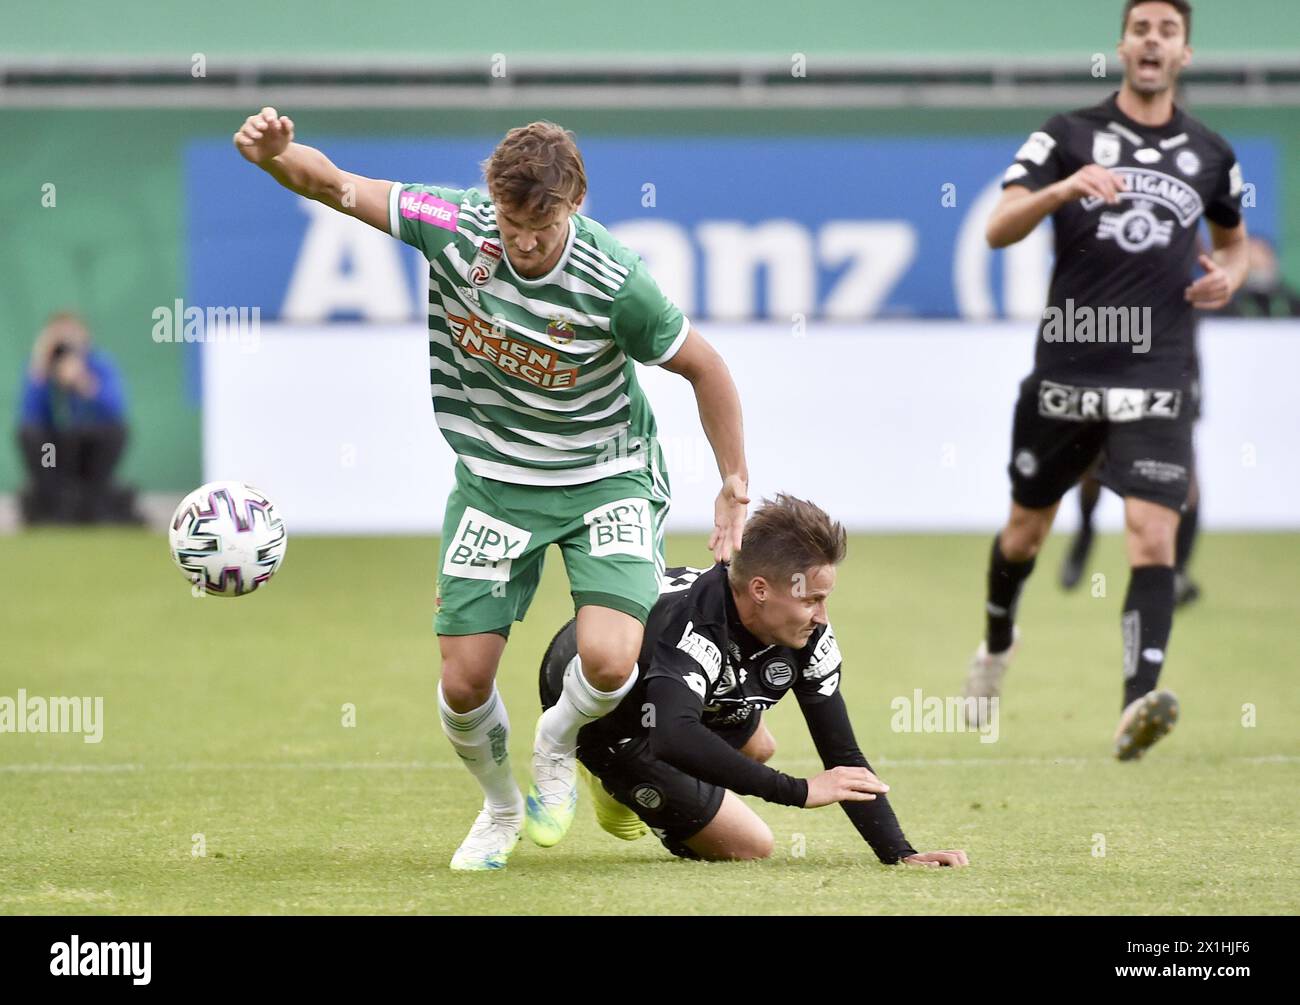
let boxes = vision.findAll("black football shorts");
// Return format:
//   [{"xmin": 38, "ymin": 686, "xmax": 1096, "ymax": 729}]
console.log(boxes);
[{"xmin": 1007, "ymin": 374, "xmax": 1193, "ymax": 511}]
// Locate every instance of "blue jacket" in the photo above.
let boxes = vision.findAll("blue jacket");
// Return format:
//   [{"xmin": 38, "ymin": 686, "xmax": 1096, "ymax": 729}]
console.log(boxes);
[{"xmin": 20, "ymin": 349, "xmax": 126, "ymax": 427}]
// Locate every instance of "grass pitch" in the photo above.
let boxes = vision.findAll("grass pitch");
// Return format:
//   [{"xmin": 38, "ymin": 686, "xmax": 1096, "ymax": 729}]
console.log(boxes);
[{"xmin": 1, "ymin": 529, "xmax": 1296, "ymax": 915}]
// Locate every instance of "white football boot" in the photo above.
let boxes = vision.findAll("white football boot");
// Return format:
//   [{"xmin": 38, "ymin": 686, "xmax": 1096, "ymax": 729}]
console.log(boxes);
[
  {"xmin": 449, "ymin": 802, "xmax": 523, "ymax": 871},
  {"xmin": 962, "ymin": 627, "xmax": 1020, "ymax": 727}
]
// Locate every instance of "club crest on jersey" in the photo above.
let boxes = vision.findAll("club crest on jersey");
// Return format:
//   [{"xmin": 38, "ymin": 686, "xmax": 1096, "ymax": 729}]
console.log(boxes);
[
  {"xmin": 632, "ymin": 785, "xmax": 663, "ymax": 810},
  {"xmin": 546, "ymin": 318, "xmax": 575, "ymax": 346},
  {"xmin": 761, "ymin": 657, "xmax": 795, "ymax": 688},
  {"xmin": 467, "ymin": 241, "xmax": 503, "ymax": 287},
  {"xmin": 1096, "ymin": 199, "xmax": 1174, "ymax": 253},
  {"xmin": 1092, "ymin": 131, "xmax": 1122, "ymax": 167}
]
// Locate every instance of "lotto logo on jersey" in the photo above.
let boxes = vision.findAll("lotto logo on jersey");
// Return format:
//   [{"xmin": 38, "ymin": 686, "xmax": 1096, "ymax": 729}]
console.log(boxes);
[
  {"xmin": 583, "ymin": 498, "xmax": 653, "ymax": 560},
  {"xmin": 447, "ymin": 312, "xmax": 579, "ymax": 390},
  {"xmin": 442, "ymin": 507, "xmax": 532, "ymax": 582}
]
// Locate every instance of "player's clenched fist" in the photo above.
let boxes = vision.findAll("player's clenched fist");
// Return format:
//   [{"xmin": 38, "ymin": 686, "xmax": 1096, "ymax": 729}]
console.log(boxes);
[
  {"xmin": 1056, "ymin": 163, "xmax": 1127, "ymax": 205},
  {"xmin": 805, "ymin": 765, "xmax": 889, "ymax": 808},
  {"xmin": 233, "ymin": 106, "xmax": 295, "ymax": 164}
]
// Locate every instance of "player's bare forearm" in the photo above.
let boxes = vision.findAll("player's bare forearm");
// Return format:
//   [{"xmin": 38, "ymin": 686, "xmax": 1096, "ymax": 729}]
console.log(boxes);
[
  {"xmin": 986, "ymin": 185, "xmax": 1066, "ymax": 248},
  {"xmin": 1185, "ymin": 221, "xmax": 1249, "ymax": 310},
  {"xmin": 693, "ymin": 364, "xmax": 747, "ymax": 487},
  {"xmin": 233, "ymin": 107, "xmax": 391, "ymax": 232},
  {"xmin": 661, "ymin": 330, "xmax": 746, "ymax": 482},
  {"xmin": 660, "ymin": 329, "xmax": 750, "ymax": 560},
  {"xmin": 1209, "ymin": 220, "xmax": 1250, "ymax": 294},
  {"xmin": 988, "ymin": 166, "xmax": 1125, "ymax": 249},
  {"xmin": 261, "ymin": 142, "xmax": 349, "ymax": 205}
]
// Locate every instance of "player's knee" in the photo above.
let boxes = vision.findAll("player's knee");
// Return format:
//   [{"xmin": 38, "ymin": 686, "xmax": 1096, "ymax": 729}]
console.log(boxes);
[
  {"xmin": 742, "ymin": 729, "xmax": 776, "ymax": 764},
  {"xmin": 437, "ymin": 653, "xmax": 499, "ymax": 712},
  {"xmin": 576, "ymin": 637, "xmax": 640, "ymax": 692},
  {"xmin": 1126, "ymin": 508, "xmax": 1177, "ymax": 565},
  {"xmin": 1127, "ymin": 522, "xmax": 1175, "ymax": 565},
  {"xmin": 438, "ymin": 671, "xmax": 493, "ymax": 713},
  {"xmin": 731, "ymin": 825, "xmax": 774, "ymax": 861},
  {"xmin": 1001, "ymin": 519, "xmax": 1049, "ymax": 561}
]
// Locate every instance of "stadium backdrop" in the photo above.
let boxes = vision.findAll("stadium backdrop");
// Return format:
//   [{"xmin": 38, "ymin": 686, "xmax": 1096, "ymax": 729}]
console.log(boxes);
[{"xmin": 2, "ymin": 0, "xmax": 1297, "ymax": 526}]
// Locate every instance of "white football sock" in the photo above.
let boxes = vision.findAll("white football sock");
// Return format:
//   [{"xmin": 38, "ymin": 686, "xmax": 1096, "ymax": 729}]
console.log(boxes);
[
  {"xmin": 538, "ymin": 655, "xmax": 639, "ymax": 752},
  {"xmin": 438, "ymin": 684, "xmax": 523, "ymax": 817}
]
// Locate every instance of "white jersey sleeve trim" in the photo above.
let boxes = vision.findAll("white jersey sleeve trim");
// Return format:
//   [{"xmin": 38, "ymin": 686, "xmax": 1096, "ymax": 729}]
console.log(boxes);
[
  {"xmin": 388, "ymin": 182, "xmax": 402, "ymax": 240},
  {"xmin": 643, "ymin": 315, "xmax": 691, "ymax": 367}
]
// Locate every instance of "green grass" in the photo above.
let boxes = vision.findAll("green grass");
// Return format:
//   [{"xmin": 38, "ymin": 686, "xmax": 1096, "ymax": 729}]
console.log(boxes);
[{"xmin": 1, "ymin": 529, "xmax": 1296, "ymax": 915}]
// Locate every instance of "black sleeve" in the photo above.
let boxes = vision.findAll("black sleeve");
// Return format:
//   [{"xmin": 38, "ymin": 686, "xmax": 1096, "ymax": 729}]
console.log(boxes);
[
  {"xmin": 1204, "ymin": 144, "xmax": 1244, "ymax": 229},
  {"xmin": 1001, "ymin": 114, "xmax": 1069, "ymax": 193},
  {"xmin": 644, "ymin": 676, "xmax": 808, "ymax": 808},
  {"xmin": 796, "ymin": 688, "xmax": 918, "ymax": 864}
]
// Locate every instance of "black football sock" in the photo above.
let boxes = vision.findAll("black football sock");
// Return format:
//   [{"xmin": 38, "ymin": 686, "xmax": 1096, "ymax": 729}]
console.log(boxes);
[
  {"xmin": 1078, "ymin": 478, "xmax": 1101, "ymax": 530},
  {"xmin": 1121, "ymin": 565, "xmax": 1175, "ymax": 708},
  {"xmin": 985, "ymin": 534, "xmax": 1035, "ymax": 655},
  {"xmin": 1175, "ymin": 501, "xmax": 1199, "ymax": 573}
]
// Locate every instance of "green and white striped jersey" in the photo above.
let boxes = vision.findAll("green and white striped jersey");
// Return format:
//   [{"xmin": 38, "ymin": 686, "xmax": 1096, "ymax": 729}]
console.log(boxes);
[{"xmin": 388, "ymin": 183, "xmax": 690, "ymax": 486}]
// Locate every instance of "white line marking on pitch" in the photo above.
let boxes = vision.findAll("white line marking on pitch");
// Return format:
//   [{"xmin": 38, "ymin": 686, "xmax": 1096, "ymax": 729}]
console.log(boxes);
[{"xmin": 2, "ymin": 755, "xmax": 1297, "ymax": 774}]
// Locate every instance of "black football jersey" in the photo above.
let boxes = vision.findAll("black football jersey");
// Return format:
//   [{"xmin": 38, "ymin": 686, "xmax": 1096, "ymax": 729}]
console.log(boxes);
[
  {"xmin": 1003, "ymin": 92, "xmax": 1243, "ymax": 386},
  {"xmin": 586, "ymin": 564, "xmax": 844, "ymax": 744}
]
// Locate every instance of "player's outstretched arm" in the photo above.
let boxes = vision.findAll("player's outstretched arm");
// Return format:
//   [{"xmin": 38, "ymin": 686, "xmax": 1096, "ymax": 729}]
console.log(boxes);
[
  {"xmin": 986, "ymin": 166, "xmax": 1126, "ymax": 249},
  {"xmin": 658, "ymin": 329, "xmax": 749, "ymax": 562},
  {"xmin": 232, "ymin": 106, "xmax": 393, "ymax": 233}
]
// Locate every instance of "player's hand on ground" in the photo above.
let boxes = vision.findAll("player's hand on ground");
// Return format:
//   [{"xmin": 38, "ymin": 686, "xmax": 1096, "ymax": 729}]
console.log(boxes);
[
  {"xmin": 1184, "ymin": 254, "xmax": 1233, "ymax": 310},
  {"xmin": 233, "ymin": 107, "xmax": 295, "ymax": 165},
  {"xmin": 1056, "ymin": 164, "xmax": 1126, "ymax": 205},
  {"xmin": 804, "ymin": 765, "xmax": 888, "ymax": 808},
  {"xmin": 709, "ymin": 474, "xmax": 750, "ymax": 563},
  {"xmin": 902, "ymin": 849, "xmax": 970, "ymax": 868}
]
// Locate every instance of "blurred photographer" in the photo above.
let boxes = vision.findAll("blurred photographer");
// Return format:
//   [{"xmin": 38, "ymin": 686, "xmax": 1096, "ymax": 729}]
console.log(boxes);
[{"xmin": 16, "ymin": 311, "xmax": 140, "ymax": 524}]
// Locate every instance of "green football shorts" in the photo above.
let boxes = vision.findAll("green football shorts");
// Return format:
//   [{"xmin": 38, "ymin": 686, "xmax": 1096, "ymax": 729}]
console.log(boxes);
[{"xmin": 434, "ymin": 459, "xmax": 671, "ymax": 636}]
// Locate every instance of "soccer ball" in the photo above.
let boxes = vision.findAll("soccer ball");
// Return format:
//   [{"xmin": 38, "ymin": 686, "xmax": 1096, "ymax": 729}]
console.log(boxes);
[{"xmin": 168, "ymin": 480, "xmax": 287, "ymax": 597}]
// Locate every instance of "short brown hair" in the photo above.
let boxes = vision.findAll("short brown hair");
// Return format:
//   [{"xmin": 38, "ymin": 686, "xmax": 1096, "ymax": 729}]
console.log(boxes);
[
  {"xmin": 1122, "ymin": 0, "xmax": 1191, "ymax": 42},
  {"xmin": 483, "ymin": 121, "xmax": 587, "ymax": 219},
  {"xmin": 728, "ymin": 494, "xmax": 847, "ymax": 590}
]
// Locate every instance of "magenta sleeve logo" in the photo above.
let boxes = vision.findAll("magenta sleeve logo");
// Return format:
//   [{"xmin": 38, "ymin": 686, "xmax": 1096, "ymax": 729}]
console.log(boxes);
[{"xmin": 399, "ymin": 191, "xmax": 460, "ymax": 231}]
